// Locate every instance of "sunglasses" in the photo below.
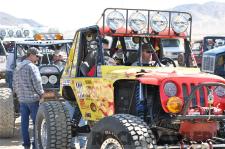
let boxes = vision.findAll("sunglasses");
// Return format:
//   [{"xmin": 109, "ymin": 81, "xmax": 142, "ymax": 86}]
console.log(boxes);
[{"xmin": 145, "ymin": 51, "xmax": 152, "ymax": 54}]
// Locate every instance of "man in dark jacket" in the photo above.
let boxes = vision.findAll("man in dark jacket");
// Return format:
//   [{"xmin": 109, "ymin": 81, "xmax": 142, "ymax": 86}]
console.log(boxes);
[{"xmin": 13, "ymin": 47, "xmax": 44, "ymax": 149}]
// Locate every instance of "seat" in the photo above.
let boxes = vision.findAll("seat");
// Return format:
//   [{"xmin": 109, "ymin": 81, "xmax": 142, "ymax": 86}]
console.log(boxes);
[{"xmin": 126, "ymin": 51, "xmax": 138, "ymax": 65}]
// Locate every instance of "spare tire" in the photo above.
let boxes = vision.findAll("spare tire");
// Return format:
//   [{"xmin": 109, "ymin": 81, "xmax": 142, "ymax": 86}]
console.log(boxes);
[{"xmin": 0, "ymin": 88, "xmax": 15, "ymax": 138}]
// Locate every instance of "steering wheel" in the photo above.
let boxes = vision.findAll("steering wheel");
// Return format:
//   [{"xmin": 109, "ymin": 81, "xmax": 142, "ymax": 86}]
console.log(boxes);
[{"xmin": 160, "ymin": 57, "xmax": 176, "ymax": 67}]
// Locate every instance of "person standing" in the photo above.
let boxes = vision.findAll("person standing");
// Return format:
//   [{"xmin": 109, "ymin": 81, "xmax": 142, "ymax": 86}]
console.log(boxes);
[
  {"xmin": 5, "ymin": 42, "xmax": 15, "ymax": 89},
  {"xmin": 13, "ymin": 47, "xmax": 44, "ymax": 149}
]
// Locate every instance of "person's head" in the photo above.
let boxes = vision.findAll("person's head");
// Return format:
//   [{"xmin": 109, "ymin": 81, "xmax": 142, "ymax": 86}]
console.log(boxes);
[
  {"xmin": 141, "ymin": 43, "xmax": 153, "ymax": 62},
  {"xmin": 26, "ymin": 47, "xmax": 43, "ymax": 64},
  {"xmin": 102, "ymin": 38, "xmax": 109, "ymax": 49},
  {"xmin": 53, "ymin": 50, "xmax": 64, "ymax": 62}
]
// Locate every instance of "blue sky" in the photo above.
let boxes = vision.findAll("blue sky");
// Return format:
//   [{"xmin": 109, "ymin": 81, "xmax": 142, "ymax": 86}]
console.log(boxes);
[{"xmin": 0, "ymin": 0, "xmax": 224, "ymax": 30}]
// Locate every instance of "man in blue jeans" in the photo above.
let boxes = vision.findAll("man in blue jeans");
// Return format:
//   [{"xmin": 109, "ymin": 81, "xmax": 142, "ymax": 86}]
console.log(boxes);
[{"xmin": 13, "ymin": 47, "xmax": 44, "ymax": 149}]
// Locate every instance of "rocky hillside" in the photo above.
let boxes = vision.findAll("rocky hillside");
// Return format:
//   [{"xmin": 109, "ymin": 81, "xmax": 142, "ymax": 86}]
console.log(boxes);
[
  {"xmin": 0, "ymin": 11, "xmax": 42, "ymax": 27},
  {"xmin": 172, "ymin": 1, "xmax": 225, "ymax": 38}
]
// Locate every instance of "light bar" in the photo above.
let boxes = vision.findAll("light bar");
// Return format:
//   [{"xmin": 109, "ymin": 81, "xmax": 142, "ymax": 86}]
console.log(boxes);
[
  {"xmin": 128, "ymin": 12, "xmax": 147, "ymax": 32},
  {"xmin": 150, "ymin": 13, "xmax": 168, "ymax": 32},
  {"xmin": 34, "ymin": 33, "xmax": 63, "ymax": 41},
  {"xmin": 106, "ymin": 10, "xmax": 125, "ymax": 30},
  {"xmin": 171, "ymin": 14, "xmax": 188, "ymax": 33}
]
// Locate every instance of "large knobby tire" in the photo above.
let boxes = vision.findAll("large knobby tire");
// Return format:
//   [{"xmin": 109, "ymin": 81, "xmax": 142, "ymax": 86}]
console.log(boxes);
[
  {"xmin": 0, "ymin": 88, "xmax": 15, "ymax": 138},
  {"xmin": 35, "ymin": 101, "xmax": 72, "ymax": 149},
  {"xmin": 87, "ymin": 114, "xmax": 156, "ymax": 149}
]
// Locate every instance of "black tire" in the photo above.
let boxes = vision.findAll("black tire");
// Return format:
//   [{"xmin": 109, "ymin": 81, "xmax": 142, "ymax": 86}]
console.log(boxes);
[
  {"xmin": 0, "ymin": 88, "xmax": 15, "ymax": 138},
  {"xmin": 35, "ymin": 101, "xmax": 72, "ymax": 149},
  {"xmin": 87, "ymin": 114, "xmax": 156, "ymax": 149}
]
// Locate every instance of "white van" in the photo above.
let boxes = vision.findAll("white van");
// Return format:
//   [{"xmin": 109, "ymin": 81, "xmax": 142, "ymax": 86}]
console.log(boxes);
[{"xmin": 161, "ymin": 38, "xmax": 184, "ymax": 60}]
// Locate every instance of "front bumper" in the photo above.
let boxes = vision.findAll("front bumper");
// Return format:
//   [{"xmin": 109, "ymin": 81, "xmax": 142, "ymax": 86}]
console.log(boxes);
[{"xmin": 156, "ymin": 143, "xmax": 225, "ymax": 148}]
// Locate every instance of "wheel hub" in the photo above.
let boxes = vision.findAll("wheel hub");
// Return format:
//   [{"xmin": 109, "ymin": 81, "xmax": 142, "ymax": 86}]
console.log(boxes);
[
  {"xmin": 40, "ymin": 119, "xmax": 48, "ymax": 149},
  {"xmin": 100, "ymin": 138, "xmax": 123, "ymax": 149}
]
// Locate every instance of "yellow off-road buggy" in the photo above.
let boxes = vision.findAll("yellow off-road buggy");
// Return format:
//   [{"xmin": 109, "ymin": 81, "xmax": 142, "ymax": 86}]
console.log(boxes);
[{"xmin": 35, "ymin": 8, "xmax": 225, "ymax": 149}]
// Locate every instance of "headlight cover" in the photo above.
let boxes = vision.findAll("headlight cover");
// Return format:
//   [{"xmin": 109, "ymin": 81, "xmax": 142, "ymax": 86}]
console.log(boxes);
[
  {"xmin": 16, "ymin": 30, "xmax": 22, "ymax": 37},
  {"xmin": 215, "ymin": 86, "xmax": 225, "ymax": 97},
  {"xmin": 164, "ymin": 82, "xmax": 177, "ymax": 97},
  {"xmin": 23, "ymin": 30, "xmax": 30, "ymax": 37},
  {"xmin": 41, "ymin": 75, "xmax": 48, "ymax": 85},
  {"xmin": 171, "ymin": 14, "xmax": 188, "ymax": 33},
  {"xmin": 128, "ymin": 12, "xmax": 147, "ymax": 32},
  {"xmin": 106, "ymin": 11, "xmax": 125, "ymax": 30},
  {"xmin": 150, "ymin": 13, "xmax": 168, "ymax": 32},
  {"xmin": 8, "ymin": 30, "xmax": 14, "ymax": 37},
  {"xmin": 49, "ymin": 75, "xmax": 57, "ymax": 84},
  {"xmin": 0, "ymin": 29, "xmax": 6, "ymax": 37}
]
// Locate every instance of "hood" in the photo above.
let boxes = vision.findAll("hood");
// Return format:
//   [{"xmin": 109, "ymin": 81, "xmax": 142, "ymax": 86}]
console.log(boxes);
[
  {"xmin": 101, "ymin": 66, "xmax": 225, "ymax": 85},
  {"xmin": 15, "ymin": 60, "xmax": 31, "ymax": 71},
  {"xmin": 204, "ymin": 46, "xmax": 225, "ymax": 55}
]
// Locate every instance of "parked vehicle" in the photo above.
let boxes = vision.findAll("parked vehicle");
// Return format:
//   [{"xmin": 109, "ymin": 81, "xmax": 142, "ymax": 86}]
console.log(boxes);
[
  {"xmin": 35, "ymin": 8, "xmax": 225, "ymax": 149},
  {"xmin": 202, "ymin": 45, "xmax": 225, "ymax": 78},
  {"xmin": 0, "ymin": 33, "xmax": 72, "ymax": 138},
  {"xmin": 14, "ymin": 33, "xmax": 72, "ymax": 100},
  {"xmin": 161, "ymin": 38, "xmax": 184, "ymax": 60},
  {"xmin": 192, "ymin": 36, "xmax": 225, "ymax": 66},
  {"xmin": 0, "ymin": 38, "xmax": 14, "ymax": 138}
]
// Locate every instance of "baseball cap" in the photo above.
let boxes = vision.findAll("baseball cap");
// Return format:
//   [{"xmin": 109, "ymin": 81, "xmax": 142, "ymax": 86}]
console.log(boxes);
[
  {"xmin": 27, "ymin": 47, "xmax": 43, "ymax": 57},
  {"xmin": 142, "ymin": 43, "xmax": 153, "ymax": 52}
]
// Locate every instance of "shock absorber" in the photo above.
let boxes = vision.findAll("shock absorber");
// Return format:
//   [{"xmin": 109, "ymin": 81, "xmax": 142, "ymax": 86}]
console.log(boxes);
[
  {"xmin": 136, "ymin": 82, "xmax": 145, "ymax": 119},
  {"xmin": 72, "ymin": 104, "xmax": 82, "ymax": 128}
]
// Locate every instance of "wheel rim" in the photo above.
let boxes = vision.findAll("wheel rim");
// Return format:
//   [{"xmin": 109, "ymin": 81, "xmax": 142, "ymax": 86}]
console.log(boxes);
[
  {"xmin": 40, "ymin": 119, "xmax": 47, "ymax": 149},
  {"xmin": 100, "ymin": 138, "xmax": 123, "ymax": 149}
]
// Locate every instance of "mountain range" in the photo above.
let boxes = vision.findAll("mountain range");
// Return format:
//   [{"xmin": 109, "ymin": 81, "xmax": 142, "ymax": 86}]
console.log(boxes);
[
  {"xmin": 0, "ymin": 12, "xmax": 42, "ymax": 27},
  {"xmin": 0, "ymin": 1, "xmax": 225, "ymax": 39},
  {"xmin": 172, "ymin": 1, "xmax": 225, "ymax": 39}
]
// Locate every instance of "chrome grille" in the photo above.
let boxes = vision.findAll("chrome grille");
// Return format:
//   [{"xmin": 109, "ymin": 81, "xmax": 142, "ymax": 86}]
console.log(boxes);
[{"xmin": 202, "ymin": 55, "xmax": 215, "ymax": 73}]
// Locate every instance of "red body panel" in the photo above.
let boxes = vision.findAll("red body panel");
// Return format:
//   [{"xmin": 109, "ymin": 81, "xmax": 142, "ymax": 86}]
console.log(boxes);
[
  {"xmin": 179, "ymin": 121, "xmax": 218, "ymax": 141},
  {"xmin": 136, "ymin": 70, "xmax": 225, "ymax": 113},
  {"xmin": 99, "ymin": 27, "xmax": 187, "ymax": 38}
]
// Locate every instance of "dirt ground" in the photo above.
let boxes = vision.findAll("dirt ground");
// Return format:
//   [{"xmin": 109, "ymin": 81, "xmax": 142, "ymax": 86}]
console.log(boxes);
[
  {"xmin": 0, "ymin": 117, "xmax": 86, "ymax": 149},
  {"xmin": 0, "ymin": 117, "xmax": 23, "ymax": 149}
]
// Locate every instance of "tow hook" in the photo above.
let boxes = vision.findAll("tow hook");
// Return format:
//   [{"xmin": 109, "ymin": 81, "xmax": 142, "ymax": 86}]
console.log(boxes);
[{"xmin": 208, "ymin": 89, "xmax": 214, "ymax": 120}]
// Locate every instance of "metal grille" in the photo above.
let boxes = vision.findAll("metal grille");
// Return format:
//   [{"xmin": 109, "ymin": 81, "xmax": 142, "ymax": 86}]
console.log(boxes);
[
  {"xmin": 202, "ymin": 55, "xmax": 215, "ymax": 73},
  {"xmin": 182, "ymin": 83, "xmax": 208, "ymax": 107}
]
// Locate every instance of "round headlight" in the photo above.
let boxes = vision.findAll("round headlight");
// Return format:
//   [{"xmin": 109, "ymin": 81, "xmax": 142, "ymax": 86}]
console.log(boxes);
[
  {"xmin": 128, "ymin": 12, "xmax": 147, "ymax": 32},
  {"xmin": 164, "ymin": 82, "xmax": 177, "ymax": 97},
  {"xmin": 171, "ymin": 15, "xmax": 188, "ymax": 33},
  {"xmin": 166, "ymin": 96, "xmax": 183, "ymax": 113},
  {"xmin": 49, "ymin": 75, "xmax": 57, "ymax": 84},
  {"xmin": 41, "ymin": 76, "xmax": 48, "ymax": 85},
  {"xmin": 23, "ymin": 30, "xmax": 30, "ymax": 37},
  {"xmin": 150, "ymin": 14, "xmax": 168, "ymax": 32},
  {"xmin": 8, "ymin": 30, "xmax": 14, "ymax": 37},
  {"xmin": 16, "ymin": 30, "xmax": 22, "ymax": 37},
  {"xmin": 106, "ymin": 11, "xmax": 125, "ymax": 30},
  {"xmin": 0, "ymin": 29, "xmax": 6, "ymax": 37},
  {"xmin": 215, "ymin": 86, "xmax": 225, "ymax": 97}
]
